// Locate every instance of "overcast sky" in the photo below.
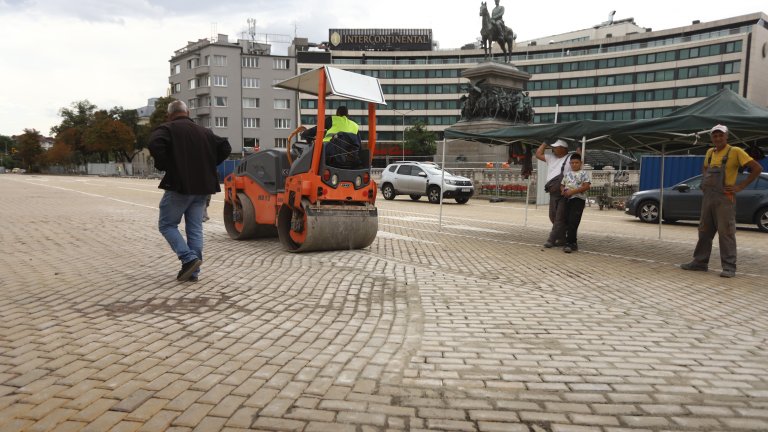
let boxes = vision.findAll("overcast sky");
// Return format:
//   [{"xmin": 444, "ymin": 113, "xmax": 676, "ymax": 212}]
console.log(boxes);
[{"xmin": 0, "ymin": 0, "xmax": 765, "ymax": 137}]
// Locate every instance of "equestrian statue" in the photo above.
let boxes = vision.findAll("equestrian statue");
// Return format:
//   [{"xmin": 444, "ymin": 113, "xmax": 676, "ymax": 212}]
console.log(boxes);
[{"xmin": 480, "ymin": 0, "xmax": 516, "ymax": 63}]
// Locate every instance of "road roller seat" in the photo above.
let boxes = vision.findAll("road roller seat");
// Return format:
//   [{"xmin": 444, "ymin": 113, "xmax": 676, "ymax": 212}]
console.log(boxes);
[{"xmin": 234, "ymin": 148, "xmax": 292, "ymax": 195}]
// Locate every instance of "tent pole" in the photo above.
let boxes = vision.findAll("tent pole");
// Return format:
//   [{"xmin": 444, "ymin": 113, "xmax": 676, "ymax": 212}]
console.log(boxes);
[
  {"xmin": 439, "ymin": 138, "xmax": 446, "ymax": 231},
  {"xmin": 658, "ymin": 143, "xmax": 666, "ymax": 240},
  {"xmin": 525, "ymin": 172, "xmax": 531, "ymax": 226}
]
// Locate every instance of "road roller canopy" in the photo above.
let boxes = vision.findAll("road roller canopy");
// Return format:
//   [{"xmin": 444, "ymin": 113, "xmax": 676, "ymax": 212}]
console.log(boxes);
[{"xmin": 275, "ymin": 66, "xmax": 387, "ymax": 105}]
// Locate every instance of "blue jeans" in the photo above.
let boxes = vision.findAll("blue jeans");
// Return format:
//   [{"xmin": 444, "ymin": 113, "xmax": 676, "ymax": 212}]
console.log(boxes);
[{"xmin": 158, "ymin": 191, "xmax": 207, "ymax": 276}]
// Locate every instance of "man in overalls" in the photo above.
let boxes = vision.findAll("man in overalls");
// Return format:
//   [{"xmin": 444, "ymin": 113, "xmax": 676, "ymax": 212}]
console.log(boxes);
[{"xmin": 681, "ymin": 124, "xmax": 762, "ymax": 278}]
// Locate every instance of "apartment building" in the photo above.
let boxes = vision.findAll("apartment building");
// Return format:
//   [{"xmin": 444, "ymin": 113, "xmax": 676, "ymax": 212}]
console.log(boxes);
[{"xmin": 168, "ymin": 34, "xmax": 297, "ymax": 154}]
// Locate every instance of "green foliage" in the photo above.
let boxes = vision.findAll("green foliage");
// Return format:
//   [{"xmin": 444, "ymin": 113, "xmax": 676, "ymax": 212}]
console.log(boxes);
[
  {"xmin": 17, "ymin": 129, "xmax": 44, "ymax": 170},
  {"xmin": 149, "ymin": 96, "xmax": 176, "ymax": 130},
  {"xmin": 404, "ymin": 121, "xmax": 437, "ymax": 156},
  {"xmin": 83, "ymin": 111, "xmax": 136, "ymax": 162}
]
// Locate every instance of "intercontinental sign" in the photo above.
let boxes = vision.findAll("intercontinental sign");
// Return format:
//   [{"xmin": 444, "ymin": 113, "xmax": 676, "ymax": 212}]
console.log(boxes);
[{"xmin": 328, "ymin": 29, "xmax": 433, "ymax": 51}]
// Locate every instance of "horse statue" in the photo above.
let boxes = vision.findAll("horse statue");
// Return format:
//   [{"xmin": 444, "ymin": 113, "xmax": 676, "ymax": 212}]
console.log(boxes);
[{"xmin": 479, "ymin": 1, "xmax": 516, "ymax": 63}]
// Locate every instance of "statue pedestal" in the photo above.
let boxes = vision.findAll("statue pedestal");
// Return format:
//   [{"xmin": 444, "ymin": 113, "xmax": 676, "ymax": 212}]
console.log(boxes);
[
  {"xmin": 441, "ymin": 62, "xmax": 533, "ymax": 165},
  {"xmin": 461, "ymin": 61, "xmax": 531, "ymax": 90}
]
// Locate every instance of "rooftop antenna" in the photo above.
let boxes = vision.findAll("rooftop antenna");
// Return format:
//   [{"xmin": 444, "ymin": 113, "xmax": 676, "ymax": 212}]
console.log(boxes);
[
  {"xmin": 211, "ymin": 22, "xmax": 217, "ymax": 42},
  {"xmin": 608, "ymin": 10, "xmax": 616, "ymax": 25},
  {"xmin": 247, "ymin": 18, "xmax": 257, "ymax": 41}
]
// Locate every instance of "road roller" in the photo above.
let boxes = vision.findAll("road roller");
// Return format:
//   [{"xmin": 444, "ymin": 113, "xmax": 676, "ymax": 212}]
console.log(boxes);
[{"xmin": 222, "ymin": 66, "xmax": 386, "ymax": 252}]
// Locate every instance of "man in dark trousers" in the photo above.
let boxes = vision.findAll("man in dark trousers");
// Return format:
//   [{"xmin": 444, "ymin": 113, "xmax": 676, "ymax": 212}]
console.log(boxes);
[
  {"xmin": 148, "ymin": 100, "xmax": 231, "ymax": 282},
  {"xmin": 681, "ymin": 124, "xmax": 761, "ymax": 278}
]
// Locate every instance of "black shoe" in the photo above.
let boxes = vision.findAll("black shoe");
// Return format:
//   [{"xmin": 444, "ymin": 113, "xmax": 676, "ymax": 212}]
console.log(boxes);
[
  {"xmin": 177, "ymin": 259, "xmax": 201, "ymax": 281},
  {"xmin": 570, "ymin": 243, "xmax": 578, "ymax": 251},
  {"xmin": 543, "ymin": 241, "xmax": 554, "ymax": 248},
  {"xmin": 187, "ymin": 276, "xmax": 199, "ymax": 283},
  {"xmin": 719, "ymin": 269, "xmax": 735, "ymax": 278},
  {"xmin": 680, "ymin": 262, "xmax": 708, "ymax": 272},
  {"xmin": 563, "ymin": 244, "xmax": 573, "ymax": 253}
]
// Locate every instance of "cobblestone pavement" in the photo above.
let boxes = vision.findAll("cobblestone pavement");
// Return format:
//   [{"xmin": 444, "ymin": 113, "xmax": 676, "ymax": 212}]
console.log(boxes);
[{"xmin": 1, "ymin": 175, "xmax": 767, "ymax": 432}]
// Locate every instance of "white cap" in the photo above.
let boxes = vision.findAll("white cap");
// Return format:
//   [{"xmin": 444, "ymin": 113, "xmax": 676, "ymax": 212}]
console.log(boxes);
[
  {"xmin": 550, "ymin": 139, "xmax": 568, "ymax": 148},
  {"xmin": 710, "ymin": 124, "xmax": 728, "ymax": 134}
]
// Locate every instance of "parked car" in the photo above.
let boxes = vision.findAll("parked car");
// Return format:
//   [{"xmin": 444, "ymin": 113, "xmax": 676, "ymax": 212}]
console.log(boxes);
[
  {"xmin": 380, "ymin": 161, "xmax": 474, "ymax": 204},
  {"xmin": 624, "ymin": 172, "xmax": 768, "ymax": 232}
]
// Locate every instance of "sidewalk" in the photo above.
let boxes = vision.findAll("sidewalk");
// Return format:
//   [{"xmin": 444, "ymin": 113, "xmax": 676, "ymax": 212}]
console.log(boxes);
[{"xmin": 1, "ymin": 175, "xmax": 767, "ymax": 431}]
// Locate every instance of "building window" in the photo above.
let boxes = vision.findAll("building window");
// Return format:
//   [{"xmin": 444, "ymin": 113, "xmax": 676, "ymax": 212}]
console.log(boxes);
[
  {"xmin": 188, "ymin": 58, "xmax": 199, "ymax": 69},
  {"xmin": 188, "ymin": 78, "xmax": 197, "ymax": 90},
  {"xmin": 198, "ymin": 117, "xmax": 211, "ymax": 128},
  {"xmin": 201, "ymin": 96, "xmax": 211, "ymax": 107},
  {"xmin": 213, "ymin": 55, "xmax": 227, "ymax": 66},
  {"xmin": 242, "ymin": 57, "xmax": 259, "ymax": 68},
  {"xmin": 214, "ymin": 96, "xmax": 227, "ymax": 107},
  {"xmin": 275, "ymin": 138, "xmax": 288, "ymax": 148},
  {"xmin": 215, "ymin": 117, "xmax": 228, "ymax": 128},
  {"xmin": 273, "ymin": 99, "xmax": 290, "ymax": 109},
  {"xmin": 243, "ymin": 118, "xmax": 260, "ymax": 128},
  {"xmin": 213, "ymin": 75, "xmax": 227, "ymax": 87},
  {"xmin": 274, "ymin": 118, "xmax": 291, "ymax": 129},
  {"xmin": 273, "ymin": 58, "xmax": 290, "ymax": 70},
  {"xmin": 204, "ymin": 55, "xmax": 210, "ymax": 66},
  {"xmin": 188, "ymin": 98, "xmax": 198, "ymax": 109},
  {"xmin": 172, "ymin": 83, "xmax": 181, "ymax": 94},
  {"xmin": 243, "ymin": 98, "xmax": 260, "ymax": 108},
  {"xmin": 273, "ymin": 79, "xmax": 286, "ymax": 89},
  {"xmin": 242, "ymin": 77, "xmax": 260, "ymax": 88},
  {"xmin": 172, "ymin": 64, "xmax": 181, "ymax": 75}
]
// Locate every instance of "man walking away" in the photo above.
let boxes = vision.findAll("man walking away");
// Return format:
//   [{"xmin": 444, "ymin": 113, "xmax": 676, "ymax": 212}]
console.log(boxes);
[
  {"xmin": 680, "ymin": 124, "xmax": 762, "ymax": 278},
  {"xmin": 148, "ymin": 100, "xmax": 231, "ymax": 282}
]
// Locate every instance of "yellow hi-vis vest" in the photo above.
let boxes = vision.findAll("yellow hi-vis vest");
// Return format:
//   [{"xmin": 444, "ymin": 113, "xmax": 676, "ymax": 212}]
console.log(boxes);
[{"xmin": 323, "ymin": 116, "xmax": 359, "ymax": 142}]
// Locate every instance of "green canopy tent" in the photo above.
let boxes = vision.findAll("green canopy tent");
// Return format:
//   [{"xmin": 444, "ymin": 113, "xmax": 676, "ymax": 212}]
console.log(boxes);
[
  {"xmin": 445, "ymin": 89, "xmax": 768, "ymax": 153},
  {"xmin": 442, "ymin": 89, "xmax": 768, "ymax": 236}
]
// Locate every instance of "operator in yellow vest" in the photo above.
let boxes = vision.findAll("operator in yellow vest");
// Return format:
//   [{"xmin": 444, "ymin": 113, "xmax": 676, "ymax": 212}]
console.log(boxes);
[{"xmin": 299, "ymin": 106, "xmax": 360, "ymax": 143}]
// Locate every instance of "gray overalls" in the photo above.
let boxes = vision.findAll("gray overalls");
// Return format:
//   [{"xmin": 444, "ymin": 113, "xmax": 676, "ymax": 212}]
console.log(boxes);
[{"xmin": 692, "ymin": 147, "xmax": 737, "ymax": 272}]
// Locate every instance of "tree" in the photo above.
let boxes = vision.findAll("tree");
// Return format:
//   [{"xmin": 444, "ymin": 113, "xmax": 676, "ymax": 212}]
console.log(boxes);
[
  {"xmin": 51, "ymin": 100, "xmax": 97, "ymax": 164},
  {"xmin": 404, "ymin": 121, "xmax": 437, "ymax": 156},
  {"xmin": 44, "ymin": 141, "xmax": 74, "ymax": 166},
  {"xmin": 148, "ymin": 96, "xmax": 175, "ymax": 130},
  {"xmin": 17, "ymin": 129, "xmax": 43, "ymax": 170},
  {"xmin": 110, "ymin": 106, "xmax": 150, "ymax": 161},
  {"xmin": 83, "ymin": 111, "xmax": 135, "ymax": 163}
]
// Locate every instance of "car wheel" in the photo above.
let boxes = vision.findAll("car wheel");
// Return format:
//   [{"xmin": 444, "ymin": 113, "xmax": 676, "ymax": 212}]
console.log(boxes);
[
  {"xmin": 455, "ymin": 197, "xmax": 469, "ymax": 204},
  {"xmin": 409, "ymin": 194, "xmax": 421, "ymax": 201},
  {"xmin": 638, "ymin": 200, "xmax": 660, "ymax": 223},
  {"xmin": 381, "ymin": 183, "xmax": 396, "ymax": 200},
  {"xmin": 756, "ymin": 206, "xmax": 768, "ymax": 233},
  {"xmin": 427, "ymin": 185, "xmax": 441, "ymax": 204}
]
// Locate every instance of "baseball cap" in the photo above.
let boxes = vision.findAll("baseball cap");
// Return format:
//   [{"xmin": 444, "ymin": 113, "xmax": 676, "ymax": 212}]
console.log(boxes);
[
  {"xmin": 710, "ymin": 124, "xmax": 728, "ymax": 134},
  {"xmin": 550, "ymin": 139, "xmax": 568, "ymax": 148}
]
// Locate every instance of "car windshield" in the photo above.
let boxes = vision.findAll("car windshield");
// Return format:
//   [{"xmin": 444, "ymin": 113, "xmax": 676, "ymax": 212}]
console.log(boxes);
[{"xmin": 424, "ymin": 166, "xmax": 453, "ymax": 176}]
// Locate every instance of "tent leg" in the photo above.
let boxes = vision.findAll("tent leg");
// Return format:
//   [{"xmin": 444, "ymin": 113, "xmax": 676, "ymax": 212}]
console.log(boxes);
[
  {"xmin": 524, "ymin": 174, "xmax": 531, "ymax": 226},
  {"xmin": 439, "ymin": 138, "xmax": 446, "ymax": 232},
  {"xmin": 658, "ymin": 144, "xmax": 666, "ymax": 240}
]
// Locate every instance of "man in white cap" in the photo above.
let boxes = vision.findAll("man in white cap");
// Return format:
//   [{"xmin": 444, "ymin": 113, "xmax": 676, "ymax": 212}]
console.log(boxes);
[
  {"xmin": 681, "ymin": 124, "xmax": 762, "ymax": 278},
  {"xmin": 536, "ymin": 138, "xmax": 578, "ymax": 248}
]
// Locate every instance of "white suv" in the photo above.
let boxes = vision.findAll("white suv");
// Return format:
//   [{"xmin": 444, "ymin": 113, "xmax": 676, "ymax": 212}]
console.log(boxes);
[{"xmin": 380, "ymin": 162, "xmax": 474, "ymax": 204}]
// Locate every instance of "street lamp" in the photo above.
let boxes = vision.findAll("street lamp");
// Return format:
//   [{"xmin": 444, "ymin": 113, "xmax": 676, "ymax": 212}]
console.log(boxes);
[{"xmin": 392, "ymin": 109, "xmax": 415, "ymax": 161}]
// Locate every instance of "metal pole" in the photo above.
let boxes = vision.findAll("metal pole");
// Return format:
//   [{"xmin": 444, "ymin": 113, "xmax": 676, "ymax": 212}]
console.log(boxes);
[
  {"xmin": 525, "ymin": 174, "xmax": 531, "ymax": 226},
  {"xmin": 658, "ymin": 144, "xmax": 666, "ymax": 240},
  {"xmin": 439, "ymin": 138, "xmax": 446, "ymax": 231},
  {"xmin": 402, "ymin": 114, "xmax": 405, "ymax": 161}
]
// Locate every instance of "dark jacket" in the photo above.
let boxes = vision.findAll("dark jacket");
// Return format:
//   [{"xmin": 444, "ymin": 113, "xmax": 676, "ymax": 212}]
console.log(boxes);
[{"xmin": 148, "ymin": 117, "xmax": 231, "ymax": 194}]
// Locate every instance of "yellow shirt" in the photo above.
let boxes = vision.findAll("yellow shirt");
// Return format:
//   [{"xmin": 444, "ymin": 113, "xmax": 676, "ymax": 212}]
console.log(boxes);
[{"xmin": 703, "ymin": 145, "xmax": 753, "ymax": 186}]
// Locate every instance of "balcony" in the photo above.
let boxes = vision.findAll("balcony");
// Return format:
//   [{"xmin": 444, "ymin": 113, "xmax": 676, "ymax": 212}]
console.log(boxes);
[
  {"xmin": 194, "ymin": 107, "xmax": 211, "ymax": 116},
  {"xmin": 194, "ymin": 65, "xmax": 210, "ymax": 76},
  {"xmin": 196, "ymin": 86, "xmax": 210, "ymax": 96}
]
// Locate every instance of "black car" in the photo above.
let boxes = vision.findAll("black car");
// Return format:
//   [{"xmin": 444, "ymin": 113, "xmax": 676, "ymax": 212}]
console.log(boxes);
[{"xmin": 624, "ymin": 172, "xmax": 768, "ymax": 232}]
